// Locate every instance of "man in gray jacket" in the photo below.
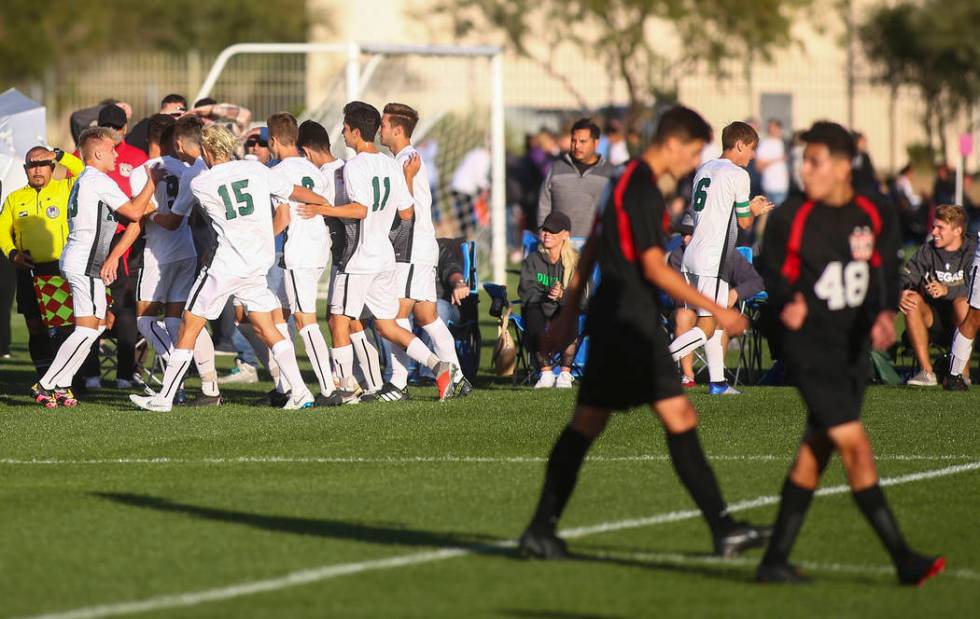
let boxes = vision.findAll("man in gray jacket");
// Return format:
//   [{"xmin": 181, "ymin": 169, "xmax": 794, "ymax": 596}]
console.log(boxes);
[
  {"xmin": 900, "ymin": 205, "xmax": 976, "ymax": 386},
  {"xmin": 537, "ymin": 119, "xmax": 615, "ymax": 249}
]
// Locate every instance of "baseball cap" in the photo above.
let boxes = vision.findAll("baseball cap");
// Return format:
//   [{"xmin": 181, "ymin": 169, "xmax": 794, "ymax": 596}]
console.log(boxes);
[
  {"xmin": 541, "ymin": 212, "xmax": 571, "ymax": 233},
  {"xmin": 98, "ymin": 104, "xmax": 127, "ymax": 130}
]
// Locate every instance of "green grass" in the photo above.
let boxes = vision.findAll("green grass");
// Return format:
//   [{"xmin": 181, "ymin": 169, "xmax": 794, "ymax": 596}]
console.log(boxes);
[{"xmin": 1, "ymin": 316, "xmax": 978, "ymax": 619}]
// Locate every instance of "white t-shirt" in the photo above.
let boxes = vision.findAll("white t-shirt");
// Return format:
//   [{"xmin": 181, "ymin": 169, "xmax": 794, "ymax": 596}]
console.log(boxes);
[
  {"xmin": 189, "ymin": 159, "xmax": 294, "ymax": 278},
  {"xmin": 61, "ymin": 167, "xmax": 130, "ymax": 276},
  {"xmin": 393, "ymin": 145, "xmax": 439, "ymax": 266},
  {"xmin": 682, "ymin": 158, "xmax": 751, "ymax": 278},
  {"xmin": 130, "ymin": 156, "xmax": 196, "ymax": 268},
  {"xmin": 342, "ymin": 151, "xmax": 413, "ymax": 274},
  {"xmin": 450, "ymin": 147, "xmax": 490, "ymax": 195},
  {"xmin": 757, "ymin": 136, "xmax": 789, "ymax": 194},
  {"xmin": 273, "ymin": 156, "xmax": 330, "ymax": 269}
]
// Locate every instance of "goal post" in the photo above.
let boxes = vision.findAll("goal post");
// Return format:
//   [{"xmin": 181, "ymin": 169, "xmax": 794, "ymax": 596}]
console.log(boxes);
[{"xmin": 193, "ymin": 42, "xmax": 507, "ymax": 284}]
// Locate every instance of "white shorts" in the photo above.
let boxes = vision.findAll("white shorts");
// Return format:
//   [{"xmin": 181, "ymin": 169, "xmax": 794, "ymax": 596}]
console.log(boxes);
[
  {"xmin": 684, "ymin": 273, "xmax": 730, "ymax": 318},
  {"xmin": 284, "ymin": 267, "xmax": 325, "ymax": 314},
  {"xmin": 396, "ymin": 262, "xmax": 437, "ymax": 303},
  {"xmin": 65, "ymin": 271, "xmax": 108, "ymax": 319},
  {"xmin": 186, "ymin": 267, "xmax": 282, "ymax": 320},
  {"xmin": 968, "ymin": 260, "xmax": 980, "ymax": 310},
  {"xmin": 138, "ymin": 258, "xmax": 197, "ymax": 304},
  {"xmin": 265, "ymin": 264, "xmax": 289, "ymax": 309},
  {"xmin": 330, "ymin": 269, "xmax": 399, "ymax": 320}
]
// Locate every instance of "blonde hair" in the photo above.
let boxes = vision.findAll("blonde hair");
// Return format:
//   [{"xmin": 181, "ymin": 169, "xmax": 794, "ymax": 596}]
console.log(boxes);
[
  {"xmin": 540, "ymin": 236, "xmax": 579, "ymax": 288},
  {"xmin": 78, "ymin": 126, "xmax": 115, "ymax": 160},
  {"xmin": 201, "ymin": 124, "xmax": 238, "ymax": 161}
]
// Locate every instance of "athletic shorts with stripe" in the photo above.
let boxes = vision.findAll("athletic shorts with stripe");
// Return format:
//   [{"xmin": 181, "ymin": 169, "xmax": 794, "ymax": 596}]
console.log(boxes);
[
  {"xmin": 968, "ymin": 248, "xmax": 980, "ymax": 310},
  {"xmin": 265, "ymin": 263, "xmax": 289, "ymax": 309},
  {"xmin": 683, "ymin": 273, "xmax": 730, "ymax": 318},
  {"xmin": 64, "ymin": 271, "xmax": 108, "ymax": 319},
  {"xmin": 185, "ymin": 268, "xmax": 282, "ymax": 320},
  {"xmin": 283, "ymin": 267, "xmax": 325, "ymax": 314},
  {"xmin": 396, "ymin": 262, "xmax": 437, "ymax": 303},
  {"xmin": 138, "ymin": 258, "xmax": 196, "ymax": 304},
  {"xmin": 329, "ymin": 269, "xmax": 399, "ymax": 320}
]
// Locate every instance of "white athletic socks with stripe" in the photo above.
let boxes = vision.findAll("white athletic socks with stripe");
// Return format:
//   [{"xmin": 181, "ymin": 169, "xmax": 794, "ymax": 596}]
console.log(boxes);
[
  {"xmin": 705, "ymin": 330, "xmax": 726, "ymax": 383},
  {"xmin": 386, "ymin": 319, "xmax": 414, "ymax": 389},
  {"xmin": 405, "ymin": 337, "xmax": 440, "ymax": 371},
  {"xmin": 670, "ymin": 326, "xmax": 707, "ymax": 362},
  {"xmin": 271, "ymin": 338, "xmax": 308, "ymax": 397},
  {"xmin": 192, "ymin": 328, "xmax": 219, "ymax": 397},
  {"xmin": 422, "ymin": 318, "xmax": 462, "ymax": 380},
  {"xmin": 333, "ymin": 344, "xmax": 355, "ymax": 384},
  {"xmin": 157, "ymin": 348, "xmax": 194, "ymax": 404},
  {"xmin": 164, "ymin": 317, "xmax": 183, "ymax": 346},
  {"xmin": 950, "ymin": 331, "xmax": 975, "ymax": 376},
  {"xmin": 351, "ymin": 330, "xmax": 383, "ymax": 392},
  {"xmin": 40, "ymin": 326, "xmax": 100, "ymax": 390},
  {"xmin": 300, "ymin": 324, "xmax": 335, "ymax": 395},
  {"xmin": 274, "ymin": 323, "xmax": 291, "ymax": 393},
  {"xmin": 138, "ymin": 317, "xmax": 172, "ymax": 363}
]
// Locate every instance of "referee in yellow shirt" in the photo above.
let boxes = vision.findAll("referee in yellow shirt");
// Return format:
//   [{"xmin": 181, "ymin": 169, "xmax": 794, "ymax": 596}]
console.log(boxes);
[{"xmin": 0, "ymin": 146, "xmax": 84, "ymax": 379}]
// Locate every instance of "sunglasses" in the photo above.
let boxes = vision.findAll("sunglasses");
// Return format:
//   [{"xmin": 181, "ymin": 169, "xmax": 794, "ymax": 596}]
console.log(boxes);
[
  {"xmin": 25, "ymin": 161, "xmax": 56, "ymax": 170},
  {"xmin": 245, "ymin": 139, "xmax": 267, "ymax": 148}
]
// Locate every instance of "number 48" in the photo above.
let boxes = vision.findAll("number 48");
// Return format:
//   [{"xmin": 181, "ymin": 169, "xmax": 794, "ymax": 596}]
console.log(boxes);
[{"xmin": 814, "ymin": 261, "xmax": 869, "ymax": 310}]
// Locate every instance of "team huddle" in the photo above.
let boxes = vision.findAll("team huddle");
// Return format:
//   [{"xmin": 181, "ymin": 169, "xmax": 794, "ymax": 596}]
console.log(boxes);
[{"xmin": 31, "ymin": 101, "xmax": 470, "ymax": 411}]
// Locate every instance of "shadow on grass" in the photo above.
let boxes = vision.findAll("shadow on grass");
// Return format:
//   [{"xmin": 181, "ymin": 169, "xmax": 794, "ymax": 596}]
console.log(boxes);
[{"xmin": 499, "ymin": 611, "xmax": 624, "ymax": 619}]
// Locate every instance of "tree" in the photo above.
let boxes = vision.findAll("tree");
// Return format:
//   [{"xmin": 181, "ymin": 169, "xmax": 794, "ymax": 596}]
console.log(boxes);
[{"xmin": 431, "ymin": 0, "xmax": 812, "ymax": 123}]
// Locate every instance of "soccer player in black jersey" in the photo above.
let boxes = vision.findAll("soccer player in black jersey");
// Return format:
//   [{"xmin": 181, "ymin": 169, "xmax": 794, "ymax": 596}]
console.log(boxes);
[
  {"xmin": 756, "ymin": 121, "xmax": 944, "ymax": 585},
  {"xmin": 518, "ymin": 106, "xmax": 771, "ymax": 560}
]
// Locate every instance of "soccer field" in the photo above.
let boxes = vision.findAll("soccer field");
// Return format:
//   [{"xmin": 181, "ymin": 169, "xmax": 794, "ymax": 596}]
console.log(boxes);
[{"xmin": 2, "ymin": 335, "xmax": 979, "ymax": 618}]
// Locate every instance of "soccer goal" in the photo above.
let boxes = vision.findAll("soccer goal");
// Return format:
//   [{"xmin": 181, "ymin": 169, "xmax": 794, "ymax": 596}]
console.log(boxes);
[{"xmin": 193, "ymin": 42, "xmax": 506, "ymax": 283}]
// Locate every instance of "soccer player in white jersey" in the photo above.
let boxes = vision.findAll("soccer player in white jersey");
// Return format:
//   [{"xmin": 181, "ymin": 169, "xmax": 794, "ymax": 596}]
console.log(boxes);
[
  {"xmin": 32, "ymin": 127, "xmax": 160, "ymax": 408},
  {"xmin": 130, "ymin": 124, "xmax": 330, "ymax": 412},
  {"xmin": 298, "ymin": 101, "xmax": 457, "ymax": 401},
  {"xmin": 296, "ymin": 120, "xmax": 385, "ymax": 402},
  {"xmin": 265, "ymin": 113, "xmax": 341, "ymax": 407},
  {"xmin": 377, "ymin": 102, "xmax": 471, "ymax": 401},
  {"xmin": 667, "ymin": 122, "xmax": 772, "ymax": 395},
  {"xmin": 945, "ymin": 236, "xmax": 980, "ymax": 391}
]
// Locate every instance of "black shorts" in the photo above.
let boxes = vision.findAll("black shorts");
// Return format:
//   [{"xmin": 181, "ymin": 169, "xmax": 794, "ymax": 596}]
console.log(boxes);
[
  {"xmin": 785, "ymin": 340, "xmax": 869, "ymax": 431},
  {"xmin": 15, "ymin": 267, "xmax": 41, "ymax": 320},
  {"xmin": 577, "ymin": 317, "xmax": 683, "ymax": 410},
  {"xmin": 926, "ymin": 298, "xmax": 956, "ymax": 340}
]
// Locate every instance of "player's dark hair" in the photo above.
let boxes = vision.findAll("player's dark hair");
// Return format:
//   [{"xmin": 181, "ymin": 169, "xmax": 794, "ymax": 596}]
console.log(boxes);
[
  {"xmin": 652, "ymin": 106, "xmax": 712, "ymax": 146},
  {"xmin": 800, "ymin": 121, "xmax": 856, "ymax": 160},
  {"xmin": 174, "ymin": 114, "xmax": 204, "ymax": 145},
  {"xmin": 383, "ymin": 103, "xmax": 419, "ymax": 138},
  {"xmin": 297, "ymin": 120, "xmax": 331, "ymax": 152},
  {"xmin": 194, "ymin": 97, "xmax": 217, "ymax": 108},
  {"xmin": 161, "ymin": 93, "xmax": 187, "ymax": 108},
  {"xmin": 721, "ymin": 121, "xmax": 759, "ymax": 150},
  {"xmin": 267, "ymin": 112, "xmax": 299, "ymax": 146},
  {"xmin": 570, "ymin": 118, "xmax": 601, "ymax": 140},
  {"xmin": 343, "ymin": 101, "xmax": 381, "ymax": 142},
  {"xmin": 147, "ymin": 113, "xmax": 176, "ymax": 146}
]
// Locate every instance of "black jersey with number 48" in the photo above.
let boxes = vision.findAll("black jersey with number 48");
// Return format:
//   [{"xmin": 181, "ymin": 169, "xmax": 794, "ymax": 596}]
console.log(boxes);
[{"xmin": 761, "ymin": 194, "xmax": 900, "ymax": 355}]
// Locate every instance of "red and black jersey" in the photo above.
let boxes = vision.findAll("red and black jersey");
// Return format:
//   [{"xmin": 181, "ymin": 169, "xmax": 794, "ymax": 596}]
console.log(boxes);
[
  {"xmin": 587, "ymin": 158, "xmax": 670, "ymax": 330},
  {"xmin": 760, "ymin": 194, "xmax": 900, "ymax": 351}
]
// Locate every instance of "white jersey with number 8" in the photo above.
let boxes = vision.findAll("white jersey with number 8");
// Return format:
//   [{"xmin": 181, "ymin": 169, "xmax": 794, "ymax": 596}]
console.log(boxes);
[{"xmin": 130, "ymin": 155, "xmax": 197, "ymax": 269}]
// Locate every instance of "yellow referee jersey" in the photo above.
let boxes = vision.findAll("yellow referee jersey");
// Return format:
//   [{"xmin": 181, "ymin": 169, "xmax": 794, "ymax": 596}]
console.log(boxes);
[{"xmin": 0, "ymin": 152, "xmax": 84, "ymax": 264}]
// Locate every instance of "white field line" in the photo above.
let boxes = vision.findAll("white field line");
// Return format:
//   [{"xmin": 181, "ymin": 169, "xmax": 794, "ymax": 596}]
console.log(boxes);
[
  {"xmin": 17, "ymin": 461, "xmax": 980, "ymax": 619},
  {"xmin": 0, "ymin": 454, "xmax": 974, "ymax": 466}
]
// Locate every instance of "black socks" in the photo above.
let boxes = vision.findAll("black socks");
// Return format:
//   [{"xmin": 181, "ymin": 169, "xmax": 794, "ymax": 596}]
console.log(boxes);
[
  {"xmin": 666, "ymin": 428, "xmax": 735, "ymax": 535},
  {"xmin": 762, "ymin": 477, "xmax": 815, "ymax": 565},
  {"xmin": 853, "ymin": 483, "xmax": 911, "ymax": 565},
  {"xmin": 529, "ymin": 426, "xmax": 593, "ymax": 533}
]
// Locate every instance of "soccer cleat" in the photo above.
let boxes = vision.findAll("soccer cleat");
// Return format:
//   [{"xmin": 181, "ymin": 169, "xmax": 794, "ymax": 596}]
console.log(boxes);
[
  {"xmin": 756, "ymin": 562, "xmax": 810, "ymax": 584},
  {"xmin": 518, "ymin": 527, "xmax": 570, "ymax": 560},
  {"xmin": 283, "ymin": 390, "xmax": 315, "ymax": 410},
  {"xmin": 681, "ymin": 375, "xmax": 697, "ymax": 389},
  {"xmin": 186, "ymin": 394, "xmax": 223, "ymax": 407},
  {"xmin": 32, "ymin": 383, "xmax": 58, "ymax": 408},
  {"xmin": 714, "ymin": 521, "xmax": 772, "ymax": 558},
  {"xmin": 371, "ymin": 382, "xmax": 411, "ymax": 402},
  {"xmin": 174, "ymin": 388, "xmax": 187, "ymax": 406},
  {"xmin": 898, "ymin": 553, "xmax": 945, "ymax": 586},
  {"xmin": 906, "ymin": 369, "xmax": 938, "ymax": 387},
  {"xmin": 54, "ymin": 388, "xmax": 79, "ymax": 408},
  {"xmin": 943, "ymin": 374, "xmax": 968, "ymax": 391},
  {"xmin": 314, "ymin": 391, "xmax": 344, "ymax": 408},
  {"xmin": 218, "ymin": 359, "xmax": 259, "ymax": 384},
  {"xmin": 254, "ymin": 388, "xmax": 291, "ymax": 407},
  {"xmin": 433, "ymin": 361, "xmax": 456, "ymax": 401},
  {"xmin": 453, "ymin": 375, "xmax": 473, "ymax": 398},
  {"xmin": 84, "ymin": 376, "xmax": 102, "ymax": 390},
  {"xmin": 129, "ymin": 393, "xmax": 173, "ymax": 413},
  {"xmin": 555, "ymin": 371, "xmax": 575, "ymax": 389},
  {"xmin": 534, "ymin": 372, "xmax": 557, "ymax": 389},
  {"xmin": 338, "ymin": 389, "xmax": 361, "ymax": 405},
  {"xmin": 708, "ymin": 382, "xmax": 741, "ymax": 396}
]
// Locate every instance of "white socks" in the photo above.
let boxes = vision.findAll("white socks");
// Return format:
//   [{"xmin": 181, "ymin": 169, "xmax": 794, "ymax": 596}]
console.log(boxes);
[
  {"xmin": 670, "ymin": 326, "xmax": 707, "ymax": 362},
  {"xmin": 405, "ymin": 337, "xmax": 440, "ymax": 371},
  {"xmin": 300, "ymin": 324, "xmax": 335, "ymax": 395},
  {"xmin": 192, "ymin": 328, "xmax": 219, "ymax": 397},
  {"xmin": 333, "ymin": 344, "xmax": 354, "ymax": 384},
  {"xmin": 138, "ymin": 316, "xmax": 172, "ymax": 363},
  {"xmin": 164, "ymin": 317, "xmax": 183, "ymax": 345},
  {"xmin": 422, "ymin": 318, "xmax": 461, "ymax": 380},
  {"xmin": 705, "ymin": 330, "xmax": 726, "ymax": 383},
  {"xmin": 950, "ymin": 331, "xmax": 975, "ymax": 377},
  {"xmin": 385, "ymin": 318, "xmax": 413, "ymax": 389},
  {"xmin": 40, "ymin": 326, "xmax": 100, "ymax": 389},
  {"xmin": 351, "ymin": 329, "xmax": 383, "ymax": 392},
  {"xmin": 157, "ymin": 348, "xmax": 194, "ymax": 404},
  {"xmin": 271, "ymin": 338, "xmax": 307, "ymax": 397}
]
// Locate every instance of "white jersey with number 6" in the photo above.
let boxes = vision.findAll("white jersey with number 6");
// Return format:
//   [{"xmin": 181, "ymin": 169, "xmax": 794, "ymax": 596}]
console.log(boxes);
[
  {"xmin": 682, "ymin": 158, "xmax": 751, "ymax": 278},
  {"xmin": 273, "ymin": 156, "xmax": 331, "ymax": 269},
  {"xmin": 342, "ymin": 151, "xmax": 413, "ymax": 275},
  {"xmin": 129, "ymin": 155, "xmax": 196, "ymax": 269},
  {"xmin": 189, "ymin": 159, "xmax": 294, "ymax": 278}
]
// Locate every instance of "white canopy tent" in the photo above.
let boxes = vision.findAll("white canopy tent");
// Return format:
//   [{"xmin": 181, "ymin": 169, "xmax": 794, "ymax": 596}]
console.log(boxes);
[{"xmin": 0, "ymin": 88, "xmax": 47, "ymax": 206}]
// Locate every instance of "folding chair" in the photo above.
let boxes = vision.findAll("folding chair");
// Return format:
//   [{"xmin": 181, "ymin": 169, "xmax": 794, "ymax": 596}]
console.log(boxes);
[
  {"xmin": 732, "ymin": 246, "xmax": 768, "ymax": 387},
  {"xmin": 483, "ymin": 282, "xmax": 534, "ymax": 384},
  {"xmin": 449, "ymin": 240, "xmax": 482, "ymax": 381}
]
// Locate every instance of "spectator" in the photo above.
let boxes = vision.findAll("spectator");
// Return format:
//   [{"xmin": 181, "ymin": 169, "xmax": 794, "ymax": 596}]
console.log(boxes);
[
  {"xmin": 125, "ymin": 93, "xmax": 187, "ymax": 153},
  {"xmin": 901, "ymin": 205, "xmax": 976, "ymax": 386},
  {"xmin": 604, "ymin": 118, "xmax": 631, "ymax": 167},
  {"xmin": 536, "ymin": 118, "xmax": 615, "ymax": 250},
  {"xmin": 0, "ymin": 146, "xmax": 84, "ymax": 379},
  {"xmin": 668, "ymin": 216, "xmax": 764, "ymax": 386},
  {"xmin": 755, "ymin": 119, "xmax": 789, "ymax": 206},
  {"xmin": 851, "ymin": 131, "xmax": 878, "ymax": 196},
  {"xmin": 190, "ymin": 97, "xmax": 252, "ymax": 140},
  {"xmin": 518, "ymin": 212, "xmax": 588, "ymax": 389},
  {"xmin": 933, "ymin": 163, "xmax": 955, "ymax": 206},
  {"xmin": 243, "ymin": 127, "xmax": 272, "ymax": 164},
  {"xmin": 450, "ymin": 145, "xmax": 491, "ymax": 237}
]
